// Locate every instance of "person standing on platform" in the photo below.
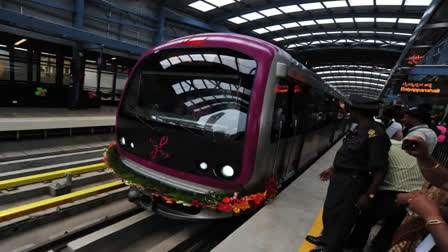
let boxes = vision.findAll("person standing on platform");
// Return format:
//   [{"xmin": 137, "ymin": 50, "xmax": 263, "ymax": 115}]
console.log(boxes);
[
  {"xmin": 306, "ymin": 95, "xmax": 391, "ymax": 252},
  {"xmin": 382, "ymin": 108, "xmax": 404, "ymax": 141}
]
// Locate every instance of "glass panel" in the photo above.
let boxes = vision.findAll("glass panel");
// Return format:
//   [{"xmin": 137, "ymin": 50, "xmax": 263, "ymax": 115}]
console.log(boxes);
[
  {"xmin": 63, "ymin": 58, "xmax": 71, "ymax": 85},
  {"xmin": 0, "ymin": 48, "xmax": 10, "ymax": 80},
  {"xmin": 40, "ymin": 54, "xmax": 57, "ymax": 84},
  {"xmin": 14, "ymin": 47, "xmax": 28, "ymax": 82}
]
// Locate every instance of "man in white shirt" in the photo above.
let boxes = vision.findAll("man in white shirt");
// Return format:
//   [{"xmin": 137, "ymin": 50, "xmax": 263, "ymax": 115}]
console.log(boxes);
[{"xmin": 403, "ymin": 106, "xmax": 437, "ymax": 154}]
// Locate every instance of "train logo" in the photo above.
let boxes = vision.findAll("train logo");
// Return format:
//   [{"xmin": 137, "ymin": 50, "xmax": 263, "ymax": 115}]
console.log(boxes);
[{"xmin": 149, "ymin": 136, "xmax": 170, "ymax": 161}]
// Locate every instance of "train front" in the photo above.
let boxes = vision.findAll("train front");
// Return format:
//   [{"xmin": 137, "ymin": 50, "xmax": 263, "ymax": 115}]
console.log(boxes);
[{"xmin": 106, "ymin": 36, "xmax": 272, "ymax": 220}]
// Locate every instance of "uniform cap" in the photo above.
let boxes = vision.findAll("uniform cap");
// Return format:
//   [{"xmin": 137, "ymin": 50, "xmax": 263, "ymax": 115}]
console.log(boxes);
[{"xmin": 348, "ymin": 94, "xmax": 380, "ymax": 110}]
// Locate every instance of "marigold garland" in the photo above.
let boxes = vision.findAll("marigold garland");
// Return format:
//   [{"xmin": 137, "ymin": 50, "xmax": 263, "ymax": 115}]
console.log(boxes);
[{"xmin": 104, "ymin": 142, "xmax": 278, "ymax": 214}]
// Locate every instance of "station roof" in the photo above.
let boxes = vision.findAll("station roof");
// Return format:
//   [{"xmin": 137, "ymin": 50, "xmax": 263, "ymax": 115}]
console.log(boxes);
[{"xmin": 168, "ymin": 0, "xmax": 436, "ymax": 100}]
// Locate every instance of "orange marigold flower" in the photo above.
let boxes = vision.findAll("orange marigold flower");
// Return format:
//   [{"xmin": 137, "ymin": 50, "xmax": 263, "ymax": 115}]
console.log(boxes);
[{"xmin": 233, "ymin": 206, "xmax": 241, "ymax": 214}]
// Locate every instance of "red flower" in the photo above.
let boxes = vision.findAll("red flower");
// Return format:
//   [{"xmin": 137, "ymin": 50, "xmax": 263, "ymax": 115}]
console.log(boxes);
[
  {"xmin": 108, "ymin": 142, "xmax": 116, "ymax": 148},
  {"xmin": 216, "ymin": 203, "xmax": 233, "ymax": 212},
  {"xmin": 250, "ymin": 193, "xmax": 266, "ymax": 205},
  {"xmin": 222, "ymin": 197, "xmax": 231, "ymax": 204}
]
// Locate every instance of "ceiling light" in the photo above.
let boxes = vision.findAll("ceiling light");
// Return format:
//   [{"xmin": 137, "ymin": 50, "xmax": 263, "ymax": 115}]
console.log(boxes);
[
  {"xmin": 311, "ymin": 41, "xmax": 321, "ymax": 45},
  {"xmin": 376, "ymin": 0, "xmax": 403, "ymax": 5},
  {"xmin": 189, "ymin": 1, "xmax": 216, "ymax": 12},
  {"xmin": 253, "ymin": 28, "xmax": 269, "ymax": 34},
  {"xmin": 327, "ymin": 31, "xmax": 341, "ymax": 34},
  {"xmin": 284, "ymin": 35, "xmax": 297, "ymax": 39},
  {"xmin": 273, "ymin": 37, "xmax": 285, "ymax": 41},
  {"xmin": 299, "ymin": 33, "xmax": 312, "ymax": 37},
  {"xmin": 205, "ymin": 0, "xmax": 234, "ymax": 7},
  {"xmin": 14, "ymin": 38, "xmax": 27, "ymax": 46},
  {"xmin": 266, "ymin": 25, "xmax": 283, "ymax": 31},
  {"xmin": 377, "ymin": 31, "xmax": 393, "ymax": 34},
  {"xmin": 359, "ymin": 31, "xmax": 375, "ymax": 33},
  {"xmin": 228, "ymin": 17, "xmax": 247, "ymax": 24},
  {"xmin": 278, "ymin": 5, "xmax": 302, "ymax": 13},
  {"xmin": 282, "ymin": 22, "xmax": 300, "ymax": 28},
  {"xmin": 323, "ymin": 1, "xmax": 348, "ymax": 8},
  {"xmin": 343, "ymin": 31, "xmax": 357, "ymax": 33},
  {"xmin": 260, "ymin": 8, "xmax": 282, "ymax": 16},
  {"xmin": 312, "ymin": 32, "xmax": 325, "ymax": 35},
  {"xmin": 376, "ymin": 18, "xmax": 397, "ymax": 23},
  {"xmin": 355, "ymin": 17, "xmax": 374, "ymax": 22},
  {"xmin": 316, "ymin": 19, "xmax": 334, "ymax": 24},
  {"xmin": 404, "ymin": 0, "xmax": 431, "ymax": 6},
  {"xmin": 349, "ymin": 0, "xmax": 374, "ymax": 6},
  {"xmin": 398, "ymin": 18, "xmax": 420, "ymax": 24},
  {"xmin": 335, "ymin": 18, "xmax": 353, "ymax": 23},
  {"xmin": 288, "ymin": 44, "xmax": 298, "ymax": 48},
  {"xmin": 300, "ymin": 2, "xmax": 325, "ymax": 10},
  {"xmin": 299, "ymin": 20, "xmax": 315, "ymax": 26},
  {"xmin": 242, "ymin": 12, "xmax": 264, "ymax": 20},
  {"xmin": 394, "ymin": 32, "xmax": 412, "ymax": 36},
  {"xmin": 111, "ymin": 57, "xmax": 117, "ymax": 60}
]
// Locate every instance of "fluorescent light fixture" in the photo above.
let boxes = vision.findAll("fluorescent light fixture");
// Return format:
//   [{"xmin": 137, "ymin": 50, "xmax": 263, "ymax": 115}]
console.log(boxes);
[
  {"xmin": 396, "ymin": 42, "xmax": 406, "ymax": 46},
  {"xmin": 300, "ymin": 2, "xmax": 324, "ymax": 10},
  {"xmin": 349, "ymin": 0, "xmax": 374, "ymax": 6},
  {"xmin": 394, "ymin": 32, "xmax": 412, "ymax": 36},
  {"xmin": 316, "ymin": 19, "xmax": 334, "ymax": 24},
  {"xmin": 398, "ymin": 18, "xmax": 420, "ymax": 24},
  {"xmin": 260, "ymin": 8, "xmax": 282, "ymax": 16},
  {"xmin": 189, "ymin": 1, "xmax": 216, "ymax": 12},
  {"xmin": 14, "ymin": 38, "xmax": 27, "ymax": 46},
  {"xmin": 284, "ymin": 35, "xmax": 297, "ymax": 39},
  {"xmin": 376, "ymin": 18, "xmax": 397, "ymax": 23},
  {"xmin": 323, "ymin": 1, "xmax": 348, "ymax": 8},
  {"xmin": 299, "ymin": 33, "xmax": 312, "ymax": 37},
  {"xmin": 299, "ymin": 20, "xmax": 316, "ymax": 26},
  {"xmin": 111, "ymin": 57, "xmax": 117, "ymax": 60},
  {"xmin": 355, "ymin": 17, "xmax": 374, "ymax": 22},
  {"xmin": 288, "ymin": 44, "xmax": 298, "ymax": 48},
  {"xmin": 282, "ymin": 22, "xmax": 300, "ymax": 28},
  {"xmin": 278, "ymin": 5, "xmax": 302, "ymax": 13},
  {"xmin": 266, "ymin": 25, "xmax": 283, "ymax": 31},
  {"xmin": 377, "ymin": 31, "xmax": 393, "ymax": 34},
  {"xmin": 253, "ymin": 28, "xmax": 269, "ymax": 34},
  {"xmin": 205, "ymin": 0, "xmax": 234, "ymax": 7},
  {"xmin": 335, "ymin": 18, "xmax": 353, "ymax": 23},
  {"xmin": 273, "ymin": 37, "xmax": 285, "ymax": 41},
  {"xmin": 404, "ymin": 0, "xmax": 431, "ymax": 6},
  {"xmin": 311, "ymin": 41, "xmax": 321, "ymax": 45},
  {"xmin": 313, "ymin": 32, "xmax": 325, "ymax": 35},
  {"xmin": 242, "ymin": 12, "xmax": 264, "ymax": 20},
  {"xmin": 364, "ymin": 39, "xmax": 376, "ymax": 43},
  {"xmin": 228, "ymin": 17, "xmax": 247, "ymax": 24},
  {"xmin": 327, "ymin": 31, "xmax": 342, "ymax": 34},
  {"xmin": 376, "ymin": 0, "xmax": 403, "ymax": 5},
  {"xmin": 359, "ymin": 30, "xmax": 375, "ymax": 33},
  {"xmin": 343, "ymin": 31, "xmax": 357, "ymax": 33}
]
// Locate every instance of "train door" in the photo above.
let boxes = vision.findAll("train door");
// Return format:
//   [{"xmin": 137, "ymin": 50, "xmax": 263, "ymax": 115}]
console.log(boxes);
[{"xmin": 271, "ymin": 80, "xmax": 293, "ymax": 180}]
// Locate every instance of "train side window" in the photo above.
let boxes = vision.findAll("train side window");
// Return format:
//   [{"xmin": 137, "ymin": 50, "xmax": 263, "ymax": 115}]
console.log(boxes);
[{"xmin": 271, "ymin": 80, "xmax": 293, "ymax": 142}]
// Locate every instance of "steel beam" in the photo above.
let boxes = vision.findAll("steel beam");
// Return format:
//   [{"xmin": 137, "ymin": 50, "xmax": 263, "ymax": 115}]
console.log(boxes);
[
  {"xmin": 74, "ymin": 0, "xmax": 84, "ymax": 29},
  {"xmin": 0, "ymin": 9, "xmax": 146, "ymax": 55},
  {"xmin": 410, "ymin": 65, "xmax": 448, "ymax": 75},
  {"xmin": 165, "ymin": 9, "xmax": 229, "ymax": 32},
  {"xmin": 155, "ymin": 2, "xmax": 168, "ymax": 45}
]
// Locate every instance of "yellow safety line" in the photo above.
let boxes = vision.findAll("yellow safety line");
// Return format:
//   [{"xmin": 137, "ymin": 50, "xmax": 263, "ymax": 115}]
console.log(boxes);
[
  {"xmin": 0, "ymin": 180, "xmax": 125, "ymax": 222},
  {"xmin": 0, "ymin": 163, "xmax": 107, "ymax": 190},
  {"xmin": 298, "ymin": 208, "xmax": 324, "ymax": 252}
]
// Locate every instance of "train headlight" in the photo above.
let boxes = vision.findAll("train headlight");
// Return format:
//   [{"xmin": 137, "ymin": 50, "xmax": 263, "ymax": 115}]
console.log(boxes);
[
  {"xmin": 199, "ymin": 162, "xmax": 208, "ymax": 170},
  {"xmin": 130, "ymin": 142, "xmax": 135, "ymax": 149},
  {"xmin": 221, "ymin": 165, "xmax": 234, "ymax": 178},
  {"xmin": 120, "ymin": 137, "xmax": 126, "ymax": 146}
]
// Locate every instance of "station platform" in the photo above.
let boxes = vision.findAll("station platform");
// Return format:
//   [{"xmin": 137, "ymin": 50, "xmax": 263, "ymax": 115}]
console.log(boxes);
[
  {"xmin": 213, "ymin": 140, "xmax": 342, "ymax": 252},
  {"xmin": 0, "ymin": 106, "xmax": 116, "ymax": 132}
]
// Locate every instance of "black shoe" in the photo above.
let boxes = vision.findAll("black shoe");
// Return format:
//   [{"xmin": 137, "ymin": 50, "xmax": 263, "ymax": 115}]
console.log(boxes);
[
  {"xmin": 306, "ymin": 235, "xmax": 326, "ymax": 246},
  {"xmin": 309, "ymin": 247, "xmax": 327, "ymax": 252}
]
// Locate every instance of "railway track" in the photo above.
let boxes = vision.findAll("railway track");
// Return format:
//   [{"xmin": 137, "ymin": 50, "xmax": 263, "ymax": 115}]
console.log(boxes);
[{"xmin": 0, "ymin": 146, "xmax": 248, "ymax": 252}]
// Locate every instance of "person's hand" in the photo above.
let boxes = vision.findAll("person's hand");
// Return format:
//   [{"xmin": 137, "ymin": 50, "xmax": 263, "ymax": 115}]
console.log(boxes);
[
  {"xmin": 405, "ymin": 136, "xmax": 429, "ymax": 158},
  {"xmin": 408, "ymin": 192, "xmax": 442, "ymax": 221},
  {"xmin": 320, "ymin": 167, "xmax": 334, "ymax": 181},
  {"xmin": 356, "ymin": 194, "xmax": 371, "ymax": 211},
  {"xmin": 395, "ymin": 191, "xmax": 419, "ymax": 205}
]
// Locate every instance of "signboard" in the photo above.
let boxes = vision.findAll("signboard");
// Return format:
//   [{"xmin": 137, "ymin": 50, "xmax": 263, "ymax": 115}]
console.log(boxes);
[{"xmin": 400, "ymin": 81, "xmax": 447, "ymax": 96}]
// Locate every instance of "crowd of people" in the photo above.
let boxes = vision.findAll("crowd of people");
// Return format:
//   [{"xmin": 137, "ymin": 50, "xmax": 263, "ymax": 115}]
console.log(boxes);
[{"xmin": 305, "ymin": 95, "xmax": 448, "ymax": 252}]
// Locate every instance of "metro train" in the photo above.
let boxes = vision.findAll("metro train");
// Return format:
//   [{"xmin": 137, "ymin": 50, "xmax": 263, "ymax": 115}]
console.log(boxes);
[{"xmin": 113, "ymin": 33, "xmax": 348, "ymax": 220}]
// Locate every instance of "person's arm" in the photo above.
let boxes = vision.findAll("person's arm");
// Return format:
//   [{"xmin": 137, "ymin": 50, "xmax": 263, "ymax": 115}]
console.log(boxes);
[
  {"xmin": 357, "ymin": 131, "xmax": 390, "ymax": 210},
  {"xmin": 405, "ymin": 136, "xmax": 448, "ymax": 191},
  {"xmin": 405, "ymin": 193, "xmax": 448, "ymax": 251},
  {"xmin": 392, "ymin": 130, "xmax": 403, "ymax": 141}
]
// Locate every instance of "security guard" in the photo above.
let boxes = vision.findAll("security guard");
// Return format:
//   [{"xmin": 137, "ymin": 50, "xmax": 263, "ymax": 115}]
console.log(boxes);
[{"xmin": 306, "ymin": 95, "xmax": 391, "ymax": 252}]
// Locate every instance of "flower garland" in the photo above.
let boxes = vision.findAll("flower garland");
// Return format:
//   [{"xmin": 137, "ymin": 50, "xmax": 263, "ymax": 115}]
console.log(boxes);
[{"xmin": 103, "ymin": 142, "xmax": 278, "ymax": 214}]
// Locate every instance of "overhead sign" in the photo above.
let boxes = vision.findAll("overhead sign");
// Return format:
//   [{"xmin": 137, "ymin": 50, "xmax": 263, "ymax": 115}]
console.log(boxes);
[
  {"xmin": 407, "ymin": 55, "xmax": 424, "ymax": 65},
  {"xmin": 400, "ymin": 81, "xmax": 447, "ymax": 95}
]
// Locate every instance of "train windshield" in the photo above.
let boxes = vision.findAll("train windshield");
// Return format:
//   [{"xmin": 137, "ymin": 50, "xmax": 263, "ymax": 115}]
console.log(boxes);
[{"xmin": 120, "ymin": 48, "xmax": 257, "ymax": 139}]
